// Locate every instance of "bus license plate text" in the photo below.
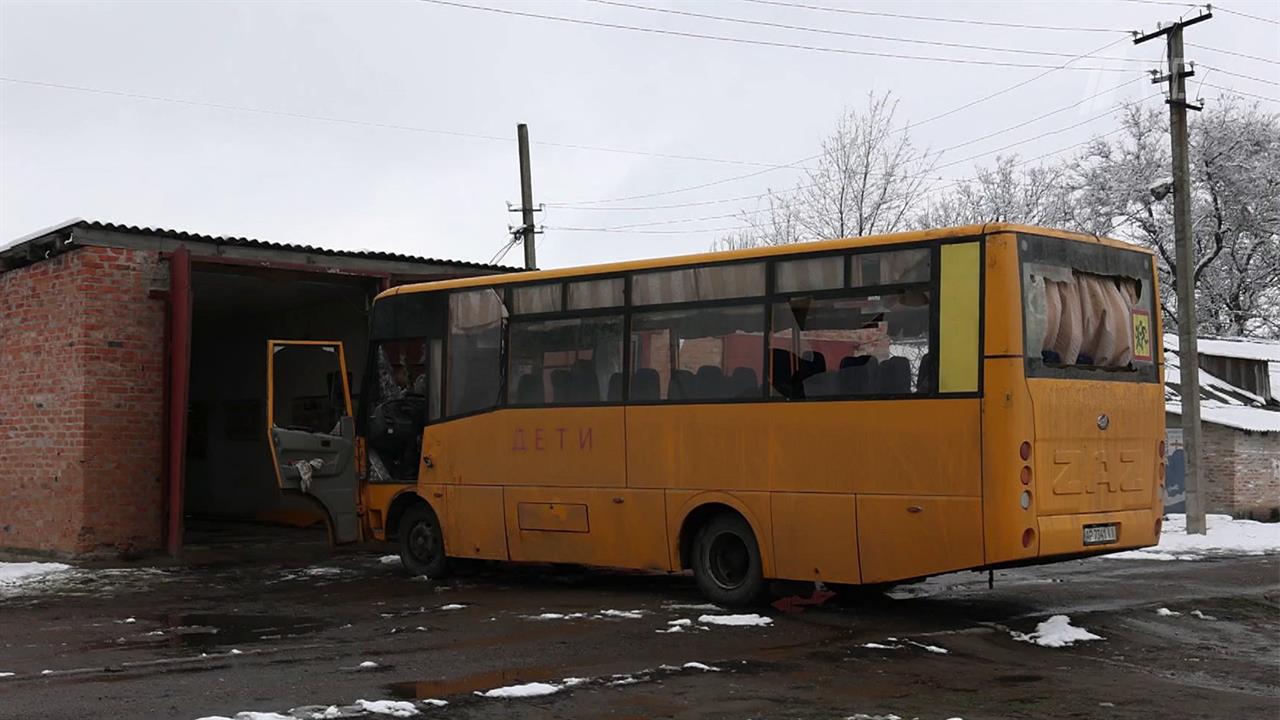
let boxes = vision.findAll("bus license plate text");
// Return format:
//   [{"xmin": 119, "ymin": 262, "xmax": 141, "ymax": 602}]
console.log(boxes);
[{"xmin": 1083, "ymin": 523, "xmax": 1118, "ymax": 546}]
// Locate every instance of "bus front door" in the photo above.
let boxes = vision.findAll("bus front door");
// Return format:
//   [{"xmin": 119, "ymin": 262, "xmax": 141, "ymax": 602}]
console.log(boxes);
[{"xmin": 266, "ymin": 340, "xmax": 360, "ymax": 544}]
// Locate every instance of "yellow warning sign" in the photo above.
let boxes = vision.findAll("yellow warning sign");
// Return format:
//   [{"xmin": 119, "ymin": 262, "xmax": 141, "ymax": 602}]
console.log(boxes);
[{"xmin": 1132, "ymin": 310, "xmax": 1152, "ymax": 361}]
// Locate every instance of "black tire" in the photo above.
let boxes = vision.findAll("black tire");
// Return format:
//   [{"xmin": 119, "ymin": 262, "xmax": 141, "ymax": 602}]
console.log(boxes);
[
  {"xmin": 399, "ymin": 504, "xmax": 449, "ymax": 579},
  {"xmin": 692, "ymin": 513, "xmax": 766, "ymax": 606}
]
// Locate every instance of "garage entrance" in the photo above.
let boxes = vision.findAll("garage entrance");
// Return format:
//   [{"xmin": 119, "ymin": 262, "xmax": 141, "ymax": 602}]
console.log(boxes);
[{"xmin": 181, "ymin": 266, "xmax": 375, "ymax": 551}]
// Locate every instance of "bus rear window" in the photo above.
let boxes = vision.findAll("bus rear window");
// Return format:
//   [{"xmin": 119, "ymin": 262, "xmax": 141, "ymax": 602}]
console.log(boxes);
[{"xmin": 1020, "ymin": 235, "xmax": 1157, "ymax": 381}]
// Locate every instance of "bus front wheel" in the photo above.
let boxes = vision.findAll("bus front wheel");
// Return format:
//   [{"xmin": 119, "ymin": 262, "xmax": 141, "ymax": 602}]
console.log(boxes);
[
  {"xmin": 692, "ymin": 513, "xmax": 765, "ymax": 605},
  {"xmin": 399, "ymin": 504, "xmax": 448, "ymax": 579}
]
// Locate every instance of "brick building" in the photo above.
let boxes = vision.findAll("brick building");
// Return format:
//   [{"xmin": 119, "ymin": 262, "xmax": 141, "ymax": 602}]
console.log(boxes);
[
  {"xmin": 1164, "ymin": 335, "xmax": 1280, "ymax": 521},
  {"xmin": 1, "ymin": 220, "xmax": 510, "ymax": 557}
]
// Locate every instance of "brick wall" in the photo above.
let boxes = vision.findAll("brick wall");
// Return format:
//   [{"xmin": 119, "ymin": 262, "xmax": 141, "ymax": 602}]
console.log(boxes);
[
  {"xmin": 1198, "ymin": 421, "xmax": 1280, "ymax": 521},
  {"xmin": 0, "ymin": 246, "xmax": 167, "ymax": 556}
]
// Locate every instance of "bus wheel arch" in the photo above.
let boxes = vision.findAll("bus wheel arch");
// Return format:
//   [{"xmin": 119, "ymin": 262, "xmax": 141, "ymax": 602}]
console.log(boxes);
[
  {"xmin": 675, "ymin": 494, "xmax": 773, "ymax": 578},
  {"xmin": 386, "ymin": 490, "xmax": 429, "ymax": 541},
  {"xmin": 678, "ymin": 501, "xmax": 767, "ymax": 605}
]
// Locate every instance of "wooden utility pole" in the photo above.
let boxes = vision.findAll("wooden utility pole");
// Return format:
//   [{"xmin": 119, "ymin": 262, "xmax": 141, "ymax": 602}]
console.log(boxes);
[
  {"xmin": 1135, "ymin": 9, "xmax": 1211, "ymax": 535},
  {"xmin": 516, "ymin": 123, "xmax": 538, "ymax": 270}
]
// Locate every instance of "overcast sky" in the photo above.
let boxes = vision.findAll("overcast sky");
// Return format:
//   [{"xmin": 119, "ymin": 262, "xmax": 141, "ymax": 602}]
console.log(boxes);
[{"xmin": 2, "ymin": 0, "xmax": 1276, "ymax": 269}]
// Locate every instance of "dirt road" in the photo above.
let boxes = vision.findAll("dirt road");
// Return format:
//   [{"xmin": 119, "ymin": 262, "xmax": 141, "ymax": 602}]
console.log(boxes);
[{"xmin": 1, "ymin": 545, "xmax": 1276, "ymax": 719}]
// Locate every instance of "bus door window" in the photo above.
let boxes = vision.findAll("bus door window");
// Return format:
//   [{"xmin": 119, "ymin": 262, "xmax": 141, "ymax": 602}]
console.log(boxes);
[
  {"xmin": 367, "ymin": 339, "xmax": 428, "ymax": 483},
  {"xmin": 770, "ymin": 248, "xmax": 932, "ymax": 399}
]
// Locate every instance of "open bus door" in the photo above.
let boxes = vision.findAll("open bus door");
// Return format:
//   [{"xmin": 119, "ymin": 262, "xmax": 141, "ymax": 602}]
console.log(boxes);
[{"xmin": 266, "ymin": 340, "xmax": 361, "ymax": 544}]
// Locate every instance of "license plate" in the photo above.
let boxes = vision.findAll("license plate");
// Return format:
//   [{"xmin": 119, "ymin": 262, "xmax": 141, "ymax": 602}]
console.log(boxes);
[{"xmin": 1083, "ymin": 523, "xmax": 1118, "ymax": 546}]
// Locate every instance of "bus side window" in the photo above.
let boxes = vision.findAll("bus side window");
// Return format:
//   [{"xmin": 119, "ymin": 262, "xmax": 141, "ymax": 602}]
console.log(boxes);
[
  {"xmin": 447, "ymin": 289, "xmax": 506, "ymax": 416},
  {"xmin": 770, "ymin": 248, "xmax": 932, "ymax": 400},
  {"xmin": 507, "ymin": 315, "xmax": 624, "ymax": 406},
  {"xmin": 630, "ymin": 305, "xmax": 765, "ymax": 402}
]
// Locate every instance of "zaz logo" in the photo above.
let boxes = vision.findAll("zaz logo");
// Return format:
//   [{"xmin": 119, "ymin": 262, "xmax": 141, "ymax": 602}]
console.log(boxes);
[{"xmin": 1050, "ymin": 449, "xmax": 1143, "ymax": 495}]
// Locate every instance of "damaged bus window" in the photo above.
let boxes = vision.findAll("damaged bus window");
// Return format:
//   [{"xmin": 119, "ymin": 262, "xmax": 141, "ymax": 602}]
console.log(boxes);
[
  {"xmin": 366, "ymin": 339, "xmax": 429, "ymax": 483},
  {"xmin": 1021, "ymin": 234, "xmax": 1157, "ymax": 380}
]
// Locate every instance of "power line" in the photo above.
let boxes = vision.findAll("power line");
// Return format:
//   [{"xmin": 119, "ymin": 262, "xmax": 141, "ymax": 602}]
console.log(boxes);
[
  {"xmin": 738, "ymin": 0, "xmax": 1124, "ymax": 33},
  {"xmin": 1187, "ymin": 43, "xmax": 1280, "ymax": 65},
  {"xmin": 555, "ymin": 102, "xmax": 1154, "ymax": 233},
  {"xmin": 1201, "ymin": 82, "xmax": 1280, "ymax": 102},
  {"xmin": 547, "ymin": 34, "xmax": 1136, "ymax": 207},
  {"xmin": 585, "ymin": 0, "xmax": 1149, "ymax": 64},
  {"xmin": 555, "ymin": 76, "xmax": 1146, "ymax": 212},
  {"xmin": 1215, "ymin": 3, "xmax": 1280, "ymax": 25},
  {"xmin": 0, "ymin": 75, "xmax": 803, "ymax": 169},
  {"xmin": 1199, "ymin": 65, "xmax": 1280, "ymax": 87},
  {"xmin": 418, "ymin": 0, "xmax": 1135, "ymax": 71}
]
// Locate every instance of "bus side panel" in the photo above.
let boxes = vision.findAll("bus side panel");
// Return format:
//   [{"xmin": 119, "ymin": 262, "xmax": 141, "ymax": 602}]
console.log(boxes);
[
  {"xmin": 444, "ymin": 484, "xmax": 508, "ymax": 560},
  {"xmin": 503, "ymin": 487, "xmax": 670, "ymax": 571},
  {"xmin": 770, "ymin": 492, "xmax": 860, "ymax": 584},
  {"xmin": 856, "ymin": 495, "xmax": 984, "ymax": 583},
  {"xmin": 421, "ymin": 407, "xmax": 625, "ymax": 487},
  {"xmin": 625, "ymin": 402, "xmax": 981, "ymax": 497}
]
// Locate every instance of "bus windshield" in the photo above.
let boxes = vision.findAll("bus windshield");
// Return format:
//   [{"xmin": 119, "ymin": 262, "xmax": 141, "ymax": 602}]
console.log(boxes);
[{"xmin": 1020, "ymin": 234, "xmax": 1157, "ymax": 381}]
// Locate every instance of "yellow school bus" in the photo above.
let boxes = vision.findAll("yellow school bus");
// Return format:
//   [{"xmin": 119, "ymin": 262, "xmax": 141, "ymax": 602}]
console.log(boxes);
[{"xmin": 269, "ymin": 223, "xmax": 1166, "ymax": 604}]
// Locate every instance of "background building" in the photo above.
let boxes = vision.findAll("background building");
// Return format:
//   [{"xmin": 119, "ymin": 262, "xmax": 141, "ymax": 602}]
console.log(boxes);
[
  {"xmin": 1164, "ymin": 335, "xmax": 1280, "ymax": 521},
  {"xmin": 0, "ymin": 220, "xmax": 512, "ymax": 557}
]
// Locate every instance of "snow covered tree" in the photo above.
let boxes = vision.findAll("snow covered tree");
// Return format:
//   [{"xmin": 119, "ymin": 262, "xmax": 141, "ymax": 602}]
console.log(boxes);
[
  {"xmin": 1066, "ymin": 98, "xmax": 1280, "ymax": 337},
  {"xmin": 912, "ymin": 155, "xmax": 1073, "ymax": 228},
  {"xmin": 717, "ymin": 92, "xmax": 934, "ymax": 249}
]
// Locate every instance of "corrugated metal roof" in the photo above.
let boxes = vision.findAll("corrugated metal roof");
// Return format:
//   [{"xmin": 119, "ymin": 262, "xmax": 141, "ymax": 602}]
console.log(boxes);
[{"xmin": 2, "ymin": 219, "xmax": 521, "ymax": 271}]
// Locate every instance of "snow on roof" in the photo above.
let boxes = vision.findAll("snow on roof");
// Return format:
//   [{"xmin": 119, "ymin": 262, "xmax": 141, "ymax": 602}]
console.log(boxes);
[
  {"xmin": 1165, "ymin": 333, "xmax": 1280, "ymax": 363},
  {"xmin": 1165, "ymin": 344, "xmax": 1280, "ymax": 433}
]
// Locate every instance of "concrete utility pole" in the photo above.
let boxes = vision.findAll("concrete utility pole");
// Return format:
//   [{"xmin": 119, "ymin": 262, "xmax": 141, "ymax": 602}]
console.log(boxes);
[
  {"xmin": 516, "ymin": 123, "xmax": 539, "ymax": 270},
  {"xmin": 1134, "ymin": 8, "xmax": 1211, "ymax": 535}
]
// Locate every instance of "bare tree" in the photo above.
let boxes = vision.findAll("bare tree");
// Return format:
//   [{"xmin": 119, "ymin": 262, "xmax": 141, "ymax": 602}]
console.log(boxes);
[{"xmin": 717, "ymin": 92, "xmax": 933, "ymax": 249}]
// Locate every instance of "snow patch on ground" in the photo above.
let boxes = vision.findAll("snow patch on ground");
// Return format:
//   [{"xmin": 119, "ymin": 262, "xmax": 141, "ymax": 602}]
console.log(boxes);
[
  {"xmin": 437, "ymin": 604, "xmax": 466, "ymax": 611},
  {"xmin": 0, "ymin": 672, "xmax": 15, "ymax": 678},
  {"xmin": 477, "ymin": 681, "xmax": 564, "ymax": 698},
  {"xmin": 0, "ymin": 562, "xmax": 72, "ymax": 588},
  {"xmin": 682, "ymin": 661, "xmax": 720, "ymax": 672},
  {"xmin": 355, "ymin": 699, "xmax": 420, "ymax": 716},
  {"xmin": 357, "ymin": 661, "xmax": 380, "ymax": 669},
  {"xmin": 1156, "ymin": 607, "xmax": 1181, "ymax": 616},
  {"xmin": 1011, "ymin": 615, "xmax": 1104, "ymax": 648},
  {"xmin": 862, "ymin": 642, "xmax": 899, "ymax": 649},
  {"xmin": 596, "ymin": 609, "xmax": 645, "ymax": 619},
  {"xmin": 1191, "ymin": 609, "xmax": 1217, "ymax": 620},
  {"xmin": 697, "ymin": 613, "xmax": 773, "ymax": 627},
  {"xmin": 1105, "ymin": 513, "xmax": 1280, "ymax": 561},
  {"xmin": 378, "ymin": 555, "xmax": 401, "ymax": 565},
  {"xmin": 662, "ymin": 602, "xmax": 723, "ymax": 611},
  {"xmin": 194, "ymin": 707, "xmax": 293, "ymax": 712}
]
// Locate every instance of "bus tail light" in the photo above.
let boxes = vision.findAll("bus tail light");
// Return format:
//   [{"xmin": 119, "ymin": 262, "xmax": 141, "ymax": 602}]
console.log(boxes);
[
  {"xmin": 1021, "ymin": 528, "xmax": 1036, "ymax": 548},
  {"xmin": 1019, "ymin": 441, "xmax": 1032, "ymax": 461},
  {"xmin": 1020, "ymin": 466, "xmax": 1032, "ymax": 485},
  {"xmin": 1020, "ymin": 490, "xmax": 1032, "ymax": 510}
]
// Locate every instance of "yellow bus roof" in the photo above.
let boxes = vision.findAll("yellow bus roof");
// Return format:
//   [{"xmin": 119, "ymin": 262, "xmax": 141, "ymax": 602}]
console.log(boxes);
[{"xmin": 377, "ymin": 223, "xmax": 1152, "ymax": 301}]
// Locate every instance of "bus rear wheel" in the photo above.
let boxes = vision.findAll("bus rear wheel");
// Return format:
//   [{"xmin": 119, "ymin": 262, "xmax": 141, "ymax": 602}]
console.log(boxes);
[
  {"xmin": 399, "ymin": 504, "xmax": 448, "ymax": 579},
  {"xmin": 692, "ymin": 513, "xmax": 765, "ymax": 606}
]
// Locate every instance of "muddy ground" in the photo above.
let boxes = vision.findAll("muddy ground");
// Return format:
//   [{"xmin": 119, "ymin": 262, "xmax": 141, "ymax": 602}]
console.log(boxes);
[{"xmin": 1, "ymin": 527, "xmax": 1276, "ymax": 720}]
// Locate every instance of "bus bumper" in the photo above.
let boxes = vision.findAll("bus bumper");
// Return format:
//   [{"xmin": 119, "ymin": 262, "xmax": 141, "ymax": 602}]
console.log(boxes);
[{"xmin": 1037, "ymin": 509, "xmax": 1161, "ymax": 558}]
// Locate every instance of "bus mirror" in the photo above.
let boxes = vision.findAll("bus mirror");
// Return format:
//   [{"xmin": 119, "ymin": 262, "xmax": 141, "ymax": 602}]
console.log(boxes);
[{"xmin": 338, "ymin": 415, "xmax": 355, "ymax": 442}]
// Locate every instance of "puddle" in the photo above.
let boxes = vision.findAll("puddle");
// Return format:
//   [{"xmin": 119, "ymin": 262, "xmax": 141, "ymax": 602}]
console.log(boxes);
[{"xmin": 89, "ymin": 613, "xmax": 331, "ymax": 651}]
